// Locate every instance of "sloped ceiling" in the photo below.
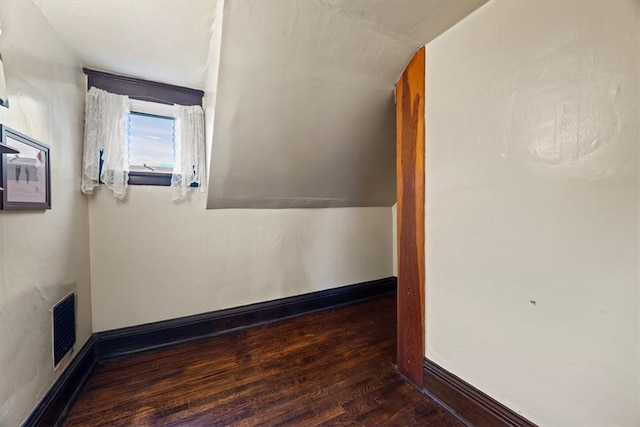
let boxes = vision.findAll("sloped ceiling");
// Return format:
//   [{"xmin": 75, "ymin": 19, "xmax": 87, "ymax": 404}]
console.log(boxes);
[
  {"xmin": 34, "ymin": 0, "xmax": 217, "ymax": 88},
  {"xmin": 34, "ymin": 0, "xmax": 487, "ymax": 209},
  {"xmin": 207, "ymin": 0, "xmax": 487, "ymax": 208}
]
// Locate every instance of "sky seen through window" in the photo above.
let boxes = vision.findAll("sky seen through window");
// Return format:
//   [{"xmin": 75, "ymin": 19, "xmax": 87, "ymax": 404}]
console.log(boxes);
[{"xmin": 128, "ymin": 113, "xmax": 175, "ymax": 170}]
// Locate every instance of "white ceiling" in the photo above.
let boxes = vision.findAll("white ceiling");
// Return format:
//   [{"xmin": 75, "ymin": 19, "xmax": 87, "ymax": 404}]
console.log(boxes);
[
  {"xmin": 207, "ymin": 0, "xmax": 487, "ymax": 208},
  {"xmin": 33, "ymin": 0, "xmax": 487, "ymax": 208},
  {"xmin": 34, "ymin": 0, "xmax": 217, "ymax": 88}
]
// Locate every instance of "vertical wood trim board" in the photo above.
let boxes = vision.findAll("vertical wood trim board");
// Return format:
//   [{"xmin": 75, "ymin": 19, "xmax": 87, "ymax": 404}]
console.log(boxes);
[{"xmin": 395, "ymin": 47, "xmax": 426, "ymax": 387}]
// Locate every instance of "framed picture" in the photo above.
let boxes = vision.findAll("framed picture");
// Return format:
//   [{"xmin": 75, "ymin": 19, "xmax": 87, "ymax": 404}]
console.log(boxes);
[{"xmin": 0, "ymin": 125, "xmax": 51, "ymax": 210}]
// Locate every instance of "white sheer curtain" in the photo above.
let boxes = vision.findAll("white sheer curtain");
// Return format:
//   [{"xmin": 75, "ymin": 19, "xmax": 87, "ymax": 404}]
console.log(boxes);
[
  {"xmin": 81, "ymin": 87, "xmax": 130, "ymax": 199},
  {"xmin": 172, "ymin": 104, "xmax": 206, "ymax": 201}
]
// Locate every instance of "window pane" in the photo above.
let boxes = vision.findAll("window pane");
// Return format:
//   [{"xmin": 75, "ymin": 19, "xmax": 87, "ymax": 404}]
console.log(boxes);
[{"xmin": 128, "ymin": 113, "xmax": 175, "ymax": 170}]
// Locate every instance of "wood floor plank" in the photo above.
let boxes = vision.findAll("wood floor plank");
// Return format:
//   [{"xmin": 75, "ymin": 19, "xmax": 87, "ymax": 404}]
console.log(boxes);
[{"xmin": 64, "ymin": 296, "xmax": 459, "ymax": 426}]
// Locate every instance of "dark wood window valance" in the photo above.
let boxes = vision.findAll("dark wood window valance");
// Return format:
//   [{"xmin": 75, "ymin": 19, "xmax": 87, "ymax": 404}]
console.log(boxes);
[{"xmin": 83, "ymin": 68, "xmax": 204, "ymax": 106}]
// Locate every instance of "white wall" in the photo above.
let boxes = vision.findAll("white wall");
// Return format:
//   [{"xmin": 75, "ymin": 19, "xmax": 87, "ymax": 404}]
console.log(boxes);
[
  {"xmin": 0, "ymin": 2, "xmax": 91, "ymax": 425},
  {"xmin": 88, "ymin": 187, "xmax": 392, "ymax": 331},
  {"xmin": 425, "ymin": 1, "xmax": 639, "ymax": 425}
]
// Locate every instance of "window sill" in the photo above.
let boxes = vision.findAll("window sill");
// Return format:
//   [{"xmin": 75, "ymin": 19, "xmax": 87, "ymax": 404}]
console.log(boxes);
[
  {"xmin": 126, "ymin": 172, "xmax": 200, "ymax": 188},
  {"xmin": 128, "ymin": 171, "xmax": 171, "ymax": 186}
]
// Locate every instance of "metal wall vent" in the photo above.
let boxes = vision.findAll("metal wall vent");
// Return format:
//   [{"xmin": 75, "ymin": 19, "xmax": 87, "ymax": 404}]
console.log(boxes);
[{"xmin": 53, "ymin": 293, "xmax": 75, "ymax": 366}]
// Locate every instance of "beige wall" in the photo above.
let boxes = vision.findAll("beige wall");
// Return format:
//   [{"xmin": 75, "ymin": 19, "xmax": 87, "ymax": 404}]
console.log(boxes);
[
  {"xmin": 0, "ymin": 2, "xmax": 91, "ymax": 425},
  {"xmin": 203, "ymin": 0, "xmax": 224, "ymax": 179},
  {"xmin": 425, "ymin": 0, "xmax": 639, "ymax": 425},
  {"xmin": 88, "ymin": 187, "xmax": 392, "ymax": 331},
  {"xmin": 85, "ymin": 0, "xmax": 393, "ymax": 332},
  {"xmin": 391, "ymin": 203, "xmax": 397, "ymax": 277}
]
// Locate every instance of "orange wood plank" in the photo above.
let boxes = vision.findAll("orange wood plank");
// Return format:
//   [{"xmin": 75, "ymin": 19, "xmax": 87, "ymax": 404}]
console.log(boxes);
[{"xmin": 395, "ymin": 47, "xmax": 425, "ymax": 387}]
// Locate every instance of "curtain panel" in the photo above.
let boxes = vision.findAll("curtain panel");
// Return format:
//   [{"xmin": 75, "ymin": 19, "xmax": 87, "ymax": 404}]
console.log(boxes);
[{"xmin": 81, "ymin": 87, "xmax": 130, "ymax": 199}]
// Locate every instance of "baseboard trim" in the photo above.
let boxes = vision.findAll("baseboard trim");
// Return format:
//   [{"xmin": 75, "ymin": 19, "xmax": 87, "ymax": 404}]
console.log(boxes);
[
  {"xmin": 423, "ymin": 359, "xmax": 536, "ymax": 427},
  {"xmin": 22, "ymin": 336, "xmax": 98, "ymax": 427},
  {"xmin": 97, "ymin": 277, "xmax": 397, "ymax": 361}
]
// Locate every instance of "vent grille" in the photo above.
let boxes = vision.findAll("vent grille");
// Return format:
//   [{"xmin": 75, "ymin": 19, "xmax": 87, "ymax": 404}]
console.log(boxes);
[{"xmin": 53, "ymin": 293, "xmax": 75, "ymax": 366}]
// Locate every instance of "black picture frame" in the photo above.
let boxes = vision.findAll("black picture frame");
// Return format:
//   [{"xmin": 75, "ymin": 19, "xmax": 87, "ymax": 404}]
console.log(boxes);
[{"xmin": 0, "ymin": 125, "xmax": 51, "ymax": 210}]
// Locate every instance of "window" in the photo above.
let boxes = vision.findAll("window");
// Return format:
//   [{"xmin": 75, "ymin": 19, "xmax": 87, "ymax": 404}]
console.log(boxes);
[
  {"xmin": 126, "ymin": 99, "xmax": 176, "ymax": 186},
  {"xmin": 82, "ymin": 68, "xmax": 205, "ymax": 199},
  {"xmin": 128, "ymin": 113, "xmax": 175, "ymax": 173}
]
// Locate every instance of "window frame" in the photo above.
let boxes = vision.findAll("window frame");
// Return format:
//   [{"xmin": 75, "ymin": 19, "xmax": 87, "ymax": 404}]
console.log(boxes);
[{"xmin": 84, "ymin": 68, "xmax": 204, "ymax": 187}]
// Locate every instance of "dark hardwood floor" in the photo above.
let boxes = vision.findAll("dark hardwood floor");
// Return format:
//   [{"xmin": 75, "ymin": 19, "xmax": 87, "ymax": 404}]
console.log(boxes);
[{"xmin": 64, "ymin": 296, "xmax": 460, "ymax": 426}]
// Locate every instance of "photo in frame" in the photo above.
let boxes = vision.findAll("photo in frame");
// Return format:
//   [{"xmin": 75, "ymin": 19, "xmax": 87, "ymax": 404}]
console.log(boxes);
[{"xmin": 0, "ymin": 125, "xmax": 51, "ymax": 210}]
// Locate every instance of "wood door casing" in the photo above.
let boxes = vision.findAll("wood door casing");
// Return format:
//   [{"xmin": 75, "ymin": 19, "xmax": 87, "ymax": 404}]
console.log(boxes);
[{"xmin": 395, "ymin": 47, "xmax": 425, "ymax": 387}]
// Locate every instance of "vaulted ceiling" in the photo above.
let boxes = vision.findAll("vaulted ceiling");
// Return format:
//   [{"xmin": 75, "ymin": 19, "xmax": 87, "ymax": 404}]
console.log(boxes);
[
  {"xmin": 34, "ymin": 0, "xmax": 217, "ymax": 88},
  {"xmin": 34, "ymin": 0, "xmax": 487, "ymax": 208},
  {"xmin": 208, "ymin": 0, "xmax": 487, "ymax": 208}
]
